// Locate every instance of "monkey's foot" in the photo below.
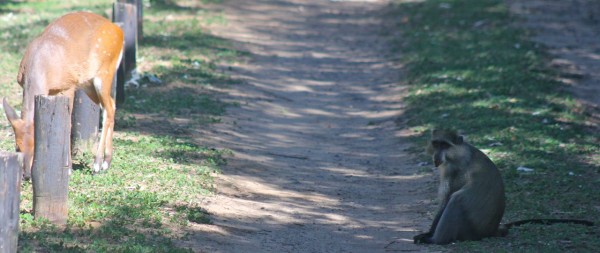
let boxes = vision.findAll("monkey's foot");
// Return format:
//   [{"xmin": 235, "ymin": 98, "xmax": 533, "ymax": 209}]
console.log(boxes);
[{"xmin": 413, "ymin": 233, "xmax": 433, "ymax": 244}]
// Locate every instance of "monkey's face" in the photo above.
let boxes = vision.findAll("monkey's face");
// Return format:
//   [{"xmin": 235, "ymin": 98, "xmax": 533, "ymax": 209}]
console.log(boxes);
[{"xmin": 431, "ymin": 140, "xmax": 450, "ymax": 167}]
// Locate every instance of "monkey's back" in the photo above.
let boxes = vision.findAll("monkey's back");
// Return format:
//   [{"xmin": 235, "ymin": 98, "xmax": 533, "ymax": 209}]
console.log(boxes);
[{"xmin": 462, "ymin": 144, "xmax": 506, "ymax": 236}]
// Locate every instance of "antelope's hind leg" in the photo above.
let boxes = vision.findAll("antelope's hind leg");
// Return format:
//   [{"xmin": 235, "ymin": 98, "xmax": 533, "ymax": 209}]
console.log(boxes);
[{"xmin": 91, "ymin": 75, "xmax": 116, "ymax": 173}]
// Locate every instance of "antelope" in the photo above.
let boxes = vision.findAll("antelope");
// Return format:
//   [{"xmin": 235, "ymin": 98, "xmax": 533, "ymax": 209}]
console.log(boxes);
[{"xmin": 2, "ymin": 12, "xmax": 124, "ymax": 178}]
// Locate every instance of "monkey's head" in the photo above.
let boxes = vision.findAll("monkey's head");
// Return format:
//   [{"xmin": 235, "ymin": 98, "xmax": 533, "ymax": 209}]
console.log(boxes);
[{"xmin": 428, "ymin": 129, "xmax": 464, "ymax": 167}]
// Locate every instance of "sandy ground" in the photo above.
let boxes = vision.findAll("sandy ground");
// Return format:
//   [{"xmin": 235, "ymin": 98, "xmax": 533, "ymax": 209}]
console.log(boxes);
[
  {"xmin": 507, "ymin": 0, "xmax": 600, "ymax": 126},
  {"xmin": 174, "ymin": 0, "xmax": 436, "ymax": 252}
]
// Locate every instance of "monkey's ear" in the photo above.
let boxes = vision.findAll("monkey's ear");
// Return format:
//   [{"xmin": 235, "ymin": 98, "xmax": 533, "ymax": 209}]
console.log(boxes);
[{"xmin": 455, "ymin": 135, "xmax": 464, "ymax": 144}]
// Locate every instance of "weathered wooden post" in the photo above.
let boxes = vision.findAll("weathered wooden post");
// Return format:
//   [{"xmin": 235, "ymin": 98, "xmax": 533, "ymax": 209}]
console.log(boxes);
[
  {"xmin": 118, "ymin": 0, "xmax": 143, "ymax": 41},
  {"xmin": 113, "ymin": 1, "xmax": 138, "ymax": 75},
  {"xmin": 0, "ymin": 152, "xmax": 22, "ymax": 253},
  {"xmin": 71, "ymin": 90, "xmax": 100, "ymax": 157},
  {"xmin": 32, "ymin": 95, "xmax": 71, "ymax": 225},
  {"xmin": 112, "ymin": 22, "xmax": 125, "ymax": 102},
  {"xmin": 113, "ymin": 1, "xmax": 138, "ymax": 105}
]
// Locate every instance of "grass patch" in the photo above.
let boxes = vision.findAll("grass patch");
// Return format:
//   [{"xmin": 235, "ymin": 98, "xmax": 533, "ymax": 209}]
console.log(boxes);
[
  {"xmin": 0, "ymin": 0, "xmax": 241, "ymax": 251},
  {"xmin": 390, "ymin": 0, "xmax": 599, "ymax": 252}
]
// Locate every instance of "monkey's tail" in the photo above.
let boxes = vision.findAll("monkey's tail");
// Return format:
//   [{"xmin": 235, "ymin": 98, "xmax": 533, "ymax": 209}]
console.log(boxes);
[{"xmin": 497, "ymin": 219, "xmax": 594, "ymax": 237}]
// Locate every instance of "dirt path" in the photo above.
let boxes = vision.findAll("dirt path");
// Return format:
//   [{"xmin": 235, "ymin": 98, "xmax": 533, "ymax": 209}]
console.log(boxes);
[
  {"xmin": 176, "ymin": 0, "xmax": 433, "ymax": 252},
  {"xmin": 507, "ymin": 0, "xmax": 600, "ymax": 125}
]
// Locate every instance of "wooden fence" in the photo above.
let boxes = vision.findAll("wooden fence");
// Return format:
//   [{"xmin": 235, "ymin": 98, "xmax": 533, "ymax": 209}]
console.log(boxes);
[{"xmin": 0, "ymin": 0, "xmax": 142, "ymax": 251}]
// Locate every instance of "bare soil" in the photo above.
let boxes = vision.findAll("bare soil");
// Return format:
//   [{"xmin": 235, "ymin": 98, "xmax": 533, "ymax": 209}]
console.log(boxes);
[
  {"xmin": 174, "ymin": 0, "xmax": 436, "ymax": 252},
  {"xmin": 507, "ymin": 0, "xmax": 600, "ymax": 126}
]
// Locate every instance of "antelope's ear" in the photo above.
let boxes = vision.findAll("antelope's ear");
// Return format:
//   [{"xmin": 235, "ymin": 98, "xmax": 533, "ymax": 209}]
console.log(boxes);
[{"xmin": 3, "ymin": 98, "xmax": 20, "ymax": 125}]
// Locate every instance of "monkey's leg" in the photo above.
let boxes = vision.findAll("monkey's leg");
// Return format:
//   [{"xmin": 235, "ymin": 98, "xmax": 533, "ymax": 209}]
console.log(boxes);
[
  {"xmin": 413, "ymin": 232, "xmax": 433, "ymax": 244},
  {"xmin": 430, "ymin": 195, "xmax": 476, "ymax": 244}
]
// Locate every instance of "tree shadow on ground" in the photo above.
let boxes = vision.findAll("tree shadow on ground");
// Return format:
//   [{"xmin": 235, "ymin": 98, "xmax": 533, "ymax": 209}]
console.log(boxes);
[{"xmin": 161, "ymin": 0, "xmax": 434, "ymax": 251}]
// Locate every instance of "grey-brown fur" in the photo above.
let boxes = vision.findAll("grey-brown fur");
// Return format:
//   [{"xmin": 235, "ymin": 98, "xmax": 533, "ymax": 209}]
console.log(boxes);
[{"xmin": 414, "ymin": 129, "xmax": 505, "ymax": 244}]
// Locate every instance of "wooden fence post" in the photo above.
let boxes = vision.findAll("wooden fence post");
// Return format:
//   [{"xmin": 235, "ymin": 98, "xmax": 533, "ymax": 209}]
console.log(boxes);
[
  {"xmin": 0, "ymin": 152, "xmax": 22, "ymax": 253},
  {"xmin": 32, "ymin": 95, "xmax": 71, "ymax": 226},
  {"xmin": 118, "ymin": 0, "xmax": 143, "ymax": 41},
  {"xmin": 113, "ymin": 1, "xmax": 138, "ymax": 106},
  {"xmin": 112, "ymin": 22, "xmax": 125, "ymax": 102},
  {"xmin": 71, "ymin": 90, "xmax": 100, "ymax": 157}
]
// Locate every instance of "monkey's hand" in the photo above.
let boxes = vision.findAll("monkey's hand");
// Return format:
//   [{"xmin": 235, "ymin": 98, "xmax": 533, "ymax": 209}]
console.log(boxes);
[{"xmin": 413, "ymin": 232, "xmax": 433, "ymax": 244}]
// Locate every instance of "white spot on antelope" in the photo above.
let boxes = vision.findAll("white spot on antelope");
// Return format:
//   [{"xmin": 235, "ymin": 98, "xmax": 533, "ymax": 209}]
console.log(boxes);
[{"xmin": 93, "ymin": 77, "xmax": 102, "ymax": 102}]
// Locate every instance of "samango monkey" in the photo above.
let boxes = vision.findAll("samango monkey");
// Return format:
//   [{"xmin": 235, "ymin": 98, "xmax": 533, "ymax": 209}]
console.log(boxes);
[{"xmin": 414, "ymin": 129, "xmax": 593, "ymax": 245}]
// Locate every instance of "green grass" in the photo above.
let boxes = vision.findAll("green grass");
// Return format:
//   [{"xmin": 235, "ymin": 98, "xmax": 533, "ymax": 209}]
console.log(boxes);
[
  {"xmin": 18, "ymin": 135, "xmax": 227, "ymax": 252},
  {"xmin": 0, "ymin": 0, "xmax": 241, "ymax": 251},
  {"xmin": 390, "ymin": 0, "xmax": 599, "ymax": 252}
]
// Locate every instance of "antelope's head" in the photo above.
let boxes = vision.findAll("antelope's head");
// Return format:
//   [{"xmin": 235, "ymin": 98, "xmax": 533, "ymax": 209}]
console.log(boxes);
[{"xmin": 3, "ymin": 98, "xmax": 34, "ymax": 179}]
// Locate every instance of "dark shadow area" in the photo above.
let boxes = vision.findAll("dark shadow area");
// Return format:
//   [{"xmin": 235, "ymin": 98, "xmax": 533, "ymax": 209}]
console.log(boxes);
[
  {"xmin": 122, "ymin": 87, "xmax": 226, "ymax": 115},
  {"xmin": 508, "ymin": 0, "xmax": 600, "ymax": 127},
  {"xmin": 0, "ymin": 1, "xmax": 13, "ymax": 14},
  {"xmin": 389, "ymin": 0, "xmax": 599, "ymax": 179},
  {"xmin": 149, "ymin": 0, "xmax": 199, "ymax": 12},
  {"xmin": 384, "ymin": 0, "xmax": 599, "ymax": 251},
  {"xmin": 115, "ymin": 4, "xmax": 244, "ymax": 136}
]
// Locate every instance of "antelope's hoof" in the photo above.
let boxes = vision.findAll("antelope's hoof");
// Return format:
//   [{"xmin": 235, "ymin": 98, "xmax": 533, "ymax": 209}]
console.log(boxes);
[
  {"xmin": 93, "ymin": 163, "xmax": 100, "ymax": 173},
  {"xmin": 102, "ymin": 161, "xmax": 110, "ymax": 171}
]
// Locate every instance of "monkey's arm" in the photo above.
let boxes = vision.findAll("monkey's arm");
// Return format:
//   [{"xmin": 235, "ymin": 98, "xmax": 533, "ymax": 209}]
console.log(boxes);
[
  {"xmin": 428, "ymin": 202, "xmax": 446, "ymax": 233},
  {"xmin": 414, "ymin": 197, "xmax": 450, "ymax": 244}
]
